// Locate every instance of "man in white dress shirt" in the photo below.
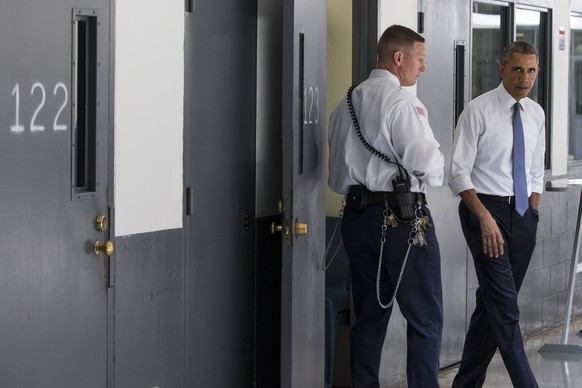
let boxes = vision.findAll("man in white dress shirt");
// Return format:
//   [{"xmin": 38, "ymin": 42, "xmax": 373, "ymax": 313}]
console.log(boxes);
[
  {"xmin": 328, "ymin": 24, "xmax": 444, "ymax": 388},
  {"xmin": 449, "ymin": 41, "xmax": 545, "ymax": 388}
]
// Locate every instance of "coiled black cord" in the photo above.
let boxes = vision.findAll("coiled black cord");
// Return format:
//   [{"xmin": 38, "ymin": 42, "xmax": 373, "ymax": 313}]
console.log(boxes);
[{"xmin": 346, "ymin": 85, "xmax": 409, "ymax": 181}]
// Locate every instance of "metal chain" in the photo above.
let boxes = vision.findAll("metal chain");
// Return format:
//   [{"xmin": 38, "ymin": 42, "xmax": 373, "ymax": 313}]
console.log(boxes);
[
  {"xmin": 322, "ymin": 200, "xmax": 346, "ymax": 271},
  {"xmin": 376, "ymin": 207, "xmax": 420, "ymax": 309},
  {"xmin": 325, "ymin": 198, "xmax": 425, "ymax": 308}
]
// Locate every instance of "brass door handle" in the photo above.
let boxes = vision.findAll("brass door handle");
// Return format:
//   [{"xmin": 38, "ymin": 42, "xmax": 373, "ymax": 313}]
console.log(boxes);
[
  {"xmin": 271, "ymin": 221, "xmax": 307, "ymax": 236},
  {"xmin": 94, "ymin": 240, "xmax": 114, "ymax": 256},
  {"xmin": 270, "ymin": 222, "xmax": 283, "ymax": 235},
  {"xmin": 295, "ymin": 221, "xmax": 308, "ymax": 236}
]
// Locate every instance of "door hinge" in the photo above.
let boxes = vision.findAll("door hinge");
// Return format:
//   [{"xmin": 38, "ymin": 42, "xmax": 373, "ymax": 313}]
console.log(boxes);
[{"xmin": 186, "ymin": 187, "xmax": 194, "ymax": 215}]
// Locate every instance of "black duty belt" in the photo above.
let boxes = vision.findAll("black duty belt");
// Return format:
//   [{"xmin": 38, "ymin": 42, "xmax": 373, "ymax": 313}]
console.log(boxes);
[
  {"xmin": 477, "ymin": 193, "xmax": 515, "ymax": 205},
  {"xmin": 348, "ymin": 185, "xmax": 426, "ymax": 207}
]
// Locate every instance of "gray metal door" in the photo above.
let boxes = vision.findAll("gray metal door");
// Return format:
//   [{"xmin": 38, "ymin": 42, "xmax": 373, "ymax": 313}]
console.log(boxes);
[
  {"xmin": 0, "ymin": 0, "xmax": 111, "ymax": 387},
  {"xmin": 417, "ymin": 0, "xmax": 470, "ymax": 368},
  {"xmin": 279, "ymin": 0, "xmax": 327, "ymax": 386},
  {"xmin": 184, "ymin": 1, "xmax": 256, "ymax": 387}
]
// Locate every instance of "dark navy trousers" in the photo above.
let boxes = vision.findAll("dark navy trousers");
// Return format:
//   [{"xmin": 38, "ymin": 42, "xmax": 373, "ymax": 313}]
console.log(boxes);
[
  {"xmin": 452, "ymin": 198, "xmax": 539, "ymax": 388},
  {"xmin": 342, "ymin": 203, "xmax": 443, "ymax": 388}
]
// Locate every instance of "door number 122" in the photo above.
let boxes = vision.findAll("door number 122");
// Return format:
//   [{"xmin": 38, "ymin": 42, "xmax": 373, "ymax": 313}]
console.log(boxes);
[{"xmin": 10, "ymin": 82, "xmax": 69, "ymax": 133}]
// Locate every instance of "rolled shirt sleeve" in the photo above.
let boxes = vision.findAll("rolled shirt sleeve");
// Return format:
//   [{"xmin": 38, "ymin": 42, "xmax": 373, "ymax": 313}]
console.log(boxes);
[{"xmin": 449, "ymin": 107, "xmax": 480, "ymax": 195}]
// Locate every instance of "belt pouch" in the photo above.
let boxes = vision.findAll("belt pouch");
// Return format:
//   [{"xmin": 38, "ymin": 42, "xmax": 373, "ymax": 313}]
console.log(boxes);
[
  {"xmin": 393, "ymin": 176, "xmax": 416, "ymax": 221},
  {"xmin": 347, "ymin": 186, "xmax": 367, "ymax": 212},
  {"xmin": 395, "ymin": 192, "xmax": 416, "ymax": 221}
]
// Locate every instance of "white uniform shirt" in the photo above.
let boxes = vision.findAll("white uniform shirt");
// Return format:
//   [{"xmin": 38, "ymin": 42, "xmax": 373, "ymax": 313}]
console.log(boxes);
[
  {"xmin": 449, "ymin": 83, "xmax": 546, "ymax": 197},
  {"xmin": 328, "ymin": 69, "xmax": 444, "ymax": 194}
]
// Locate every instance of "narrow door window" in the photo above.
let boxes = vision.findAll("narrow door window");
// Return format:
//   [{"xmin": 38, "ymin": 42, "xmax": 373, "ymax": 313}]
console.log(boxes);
[{"xmin": 72, "ymin": 10, "xmax": 98, "ymax": 199}]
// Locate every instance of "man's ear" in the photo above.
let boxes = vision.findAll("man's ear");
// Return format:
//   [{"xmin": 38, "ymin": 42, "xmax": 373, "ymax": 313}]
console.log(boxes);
[
  {"xmin": 393, "ymin": 50, "xmax": 403, "ymax": 65},
  {"xmin": 497, "ymin": 63, "xmax": 504, "ymax": 77}
]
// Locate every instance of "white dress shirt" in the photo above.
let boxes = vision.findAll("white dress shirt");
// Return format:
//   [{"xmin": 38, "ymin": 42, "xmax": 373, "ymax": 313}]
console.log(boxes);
[
  {"xmin": 328, "ymin": 69, "xmax": 444, "ymax": 194},
  {"xmin": 449, "ymin": 82, "xmax": 546, "ymax": 197}
]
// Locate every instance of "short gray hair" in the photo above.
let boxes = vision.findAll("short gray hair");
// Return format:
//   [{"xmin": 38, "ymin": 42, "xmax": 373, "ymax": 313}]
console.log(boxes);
[
  {"xmin": 377, "ymin": 25, "xmax": 425, "ymax": 62},
  {"xmin": 500, "ymin": 41, "xmax": 538, "ymax": 65}
]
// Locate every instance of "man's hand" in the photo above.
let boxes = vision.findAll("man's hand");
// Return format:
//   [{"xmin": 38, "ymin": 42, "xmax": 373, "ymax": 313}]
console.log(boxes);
[
  {"xmin": 478, "ymin": 212, "xmax": 504, "ymax": 258},
  {"xmin": 459, "ymin": 189, "xmax": 505, "ymax": 258}
]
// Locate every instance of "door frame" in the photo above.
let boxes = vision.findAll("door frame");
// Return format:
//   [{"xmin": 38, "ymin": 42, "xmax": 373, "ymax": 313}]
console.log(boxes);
[{"xmin": 107, "ymin": 1, "xmax": 116, "ymax": 386}]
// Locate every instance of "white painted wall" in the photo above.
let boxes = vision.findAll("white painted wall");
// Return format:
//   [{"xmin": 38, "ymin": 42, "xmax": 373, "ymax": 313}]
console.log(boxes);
[
  {"xmin": 326, "ymin": 0, "xmax": 352, "ymax": 217},
  {"xmin": 114, "ymin": 1, "xmax": 184, "ymax": 236}
]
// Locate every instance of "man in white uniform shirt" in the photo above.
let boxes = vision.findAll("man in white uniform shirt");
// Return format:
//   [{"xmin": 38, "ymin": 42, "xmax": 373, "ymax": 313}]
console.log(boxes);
[
  {"xmin": 328, "ymin": 25, "xmax": 444, "ymax": 388},
  {"xmin": 449, "ymin": 41, "xmax": 545, "ymax": 387}
]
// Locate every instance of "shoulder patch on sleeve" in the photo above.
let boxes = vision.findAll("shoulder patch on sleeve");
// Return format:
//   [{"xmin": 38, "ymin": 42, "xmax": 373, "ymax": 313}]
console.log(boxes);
[{"xmin": 416, "ymin": 106, "xmax": 425, "ymax": 116}]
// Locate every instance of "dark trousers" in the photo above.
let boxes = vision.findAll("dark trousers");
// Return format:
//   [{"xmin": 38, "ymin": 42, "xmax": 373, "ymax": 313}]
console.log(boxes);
[
  {"xmin": 452, "ymin": 199, "xmax": 539, "ymax": 388},
  {"xmin": 342, "ymin": 203, "xmax": 443, "ymax": 388}
]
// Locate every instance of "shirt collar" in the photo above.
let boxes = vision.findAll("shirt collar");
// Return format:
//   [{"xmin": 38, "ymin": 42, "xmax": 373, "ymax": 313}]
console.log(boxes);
[
  {"xmin": 495, "ymin": 82, "xmax": 525, "ymax": 113},
  {"xmin": 369, "ymin": 69, "xmax": 401, "ymax": 87}
]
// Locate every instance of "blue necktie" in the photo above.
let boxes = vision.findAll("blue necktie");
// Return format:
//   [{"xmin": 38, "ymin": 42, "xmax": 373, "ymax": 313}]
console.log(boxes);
[{"xmin": 513, "ymin": 102, "xmax": 528, "ymax": 216}]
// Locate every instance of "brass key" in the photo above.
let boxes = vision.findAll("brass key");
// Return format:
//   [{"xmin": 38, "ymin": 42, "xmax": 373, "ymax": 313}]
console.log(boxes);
[
  {"xmin": 385, "ymin": 213, "xmax": 398, "ymax": 228},
  {"xmin": 413, "ymin": 231, "xmax": 427, "ymax": 247},
  {"xmin": 415, "ymin": 216, "xmax": 431, "ymax": 233},
  {"xmin": 411, "ymin": 216, "xmax": 430, "ymax": 247}
]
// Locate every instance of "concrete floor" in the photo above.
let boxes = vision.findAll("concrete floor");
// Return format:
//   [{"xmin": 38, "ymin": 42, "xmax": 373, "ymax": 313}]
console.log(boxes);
[{"xmin": 438, "ymin": 317, "xmax": 582, "ymax": 388}]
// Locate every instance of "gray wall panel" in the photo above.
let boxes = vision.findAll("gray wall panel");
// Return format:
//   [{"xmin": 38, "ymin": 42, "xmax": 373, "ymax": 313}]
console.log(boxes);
[
  {"xmin": 113, "ymin": 229, "xmax": 184, "ymax": 388},
  {"xmin": 184, "ymin": 1, "xmax": 257, "ymax": 387},
  {"xmin": 417, "ymin": 0, "xmax": 471, "ymax": 371}
]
